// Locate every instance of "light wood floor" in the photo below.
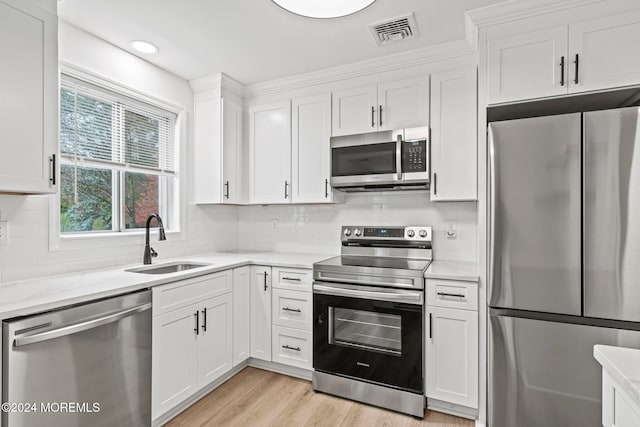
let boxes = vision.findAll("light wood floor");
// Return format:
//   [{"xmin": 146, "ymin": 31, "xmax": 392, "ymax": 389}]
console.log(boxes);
[{"xmin": 166, "ymin": 367, "xmax": 474, "ymax": 427}]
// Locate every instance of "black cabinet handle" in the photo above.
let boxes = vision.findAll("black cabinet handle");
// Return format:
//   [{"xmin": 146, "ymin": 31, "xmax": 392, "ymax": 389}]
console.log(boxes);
[
  {"xmin": 282, "ymin": 307, "xmax": 302, "ymax": 313},
  {"xmin": 325, "ymin": 178, "xmax": 329, "ymax": 198},
  {"xmin": 194, "ymin": 311, "xmax": 199, "ymax": 335},
  {"xmin": 264, "ymin": 271, "xmax": 268, "ymax": 291},
  {"xmin": 282, "ymin": 277, "xmax": 301, "ymax": 282},
  {"xmin": 560, "ymin": 56, "xmax": 565, "ymax": 86},
  {"xmin": 49, "ymin": 154, "xmax": 56, "ymax": 185},
  {"xmin": 284, "ymin": 181, "xmax": 288, "ymax": 199},
  {"xmin": 574, "ymin": 54, "xmax": 579, "ymax": 85},
  {"xmin": 433, "ymin": 173, "xmax": 437, "ymax": 196},
  {"xmin": 437, "ymin": 292, "xmax": 466, "ymax": 299},
  {"xmin": 282, "ymin": 345, "xmax": 301, "ymax": 352},
  {"xmin": 371, "ymin": 106, "xmax": 375, "ymax": 127},
  {"xmin": 429, "ymin": 312, "xmax": 433, "ymax": 339},
  {"xmin": 379, "ymin": 105, "xmax": 383, "ymax": 126},
  {"xmin": 224, "ymin": 181, "xmax": 229, "ymax": 199},
  {"xmin": 201, "ymin": 307, "xmax": 207, "ymax": 332}
]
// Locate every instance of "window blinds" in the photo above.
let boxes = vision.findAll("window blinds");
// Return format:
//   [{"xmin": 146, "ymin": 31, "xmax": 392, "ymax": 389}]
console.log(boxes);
[{"xmin": 60, "ymin": 75, "xmax": 177, "ymax": 175}]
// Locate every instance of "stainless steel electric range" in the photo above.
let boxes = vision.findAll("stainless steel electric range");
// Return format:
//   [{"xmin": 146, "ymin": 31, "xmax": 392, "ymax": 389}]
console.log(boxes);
[{"xmin": 312, "ymin": 225, "xmax": 432, "ymax": 417}]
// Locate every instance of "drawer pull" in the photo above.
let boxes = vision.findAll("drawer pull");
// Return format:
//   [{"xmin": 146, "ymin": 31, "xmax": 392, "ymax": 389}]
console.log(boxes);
[
  {"xmin": 437, "ymin": 292, "xmax": 466, "ymax": 299},
  {"xmin": 282, "ymin": 277, "xmax": 302, "ymax": 282},
  {"xmin": 282, "ymin": 307, "xmax": 302, "ymax": 313},
  {"xmin": 282, "ymin": 345, "xmax": 301, "ymax": 352}
]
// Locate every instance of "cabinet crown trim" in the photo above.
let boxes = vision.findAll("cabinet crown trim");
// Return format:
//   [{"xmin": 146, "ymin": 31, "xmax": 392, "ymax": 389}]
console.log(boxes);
[
  {"xmin": 466, "ymin": 0, "xmax": 604, "ymax": 28},
  {"xmin": 190, "ymin": 72, "xmax": 244, "ymax": 97}
]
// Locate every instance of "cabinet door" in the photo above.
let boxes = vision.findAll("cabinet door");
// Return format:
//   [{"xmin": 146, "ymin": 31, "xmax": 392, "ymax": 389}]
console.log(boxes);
[
  {"xmin": 331, "ymin": 85, "xmax": 378, "ymax": 136},
  {"xmin": 222, "ymin": 98, "xmax": 243, "ymax": 204},
  {"xmin": 249, "ymin": 101, "xmax": 292, "ymax": 204},
  {"xmin": 569, "ymin": 11, "xmax": 640, "ymax": 94},
  {"xmin": 488, "ymin": 26, "xmax": 568, "ymax": 104},
  {"xmin": 197, "ymin": 293, "xmax": 233, "ymax": 388},
  {"xmin": 425, "ymin": 306, "xmax": 478, "ymax": 409},
  {"xmin": 193, "ymin": 94, "xmax": 223, "ymax": 203},
  {"xmin": 377, "ymin": 77, "xmax": 429, "ymax": 131},
  {"xmin": 0, "ymin": 0, "xmax": 57, "ymax": 193},
  {"xmin": 152, "ymin": 305, "xmax": 198, "ymax": 419},
  {"xmin": 291, "ymin": 93, "xmax": 333, "ymax": 203},
  {"xmin": 271, "ymin": 325, "xmax": 312, "ymax": 370},
  {"xmin": 233, "ymin": 266, "xmax": 251, "ymax": 366},
  {"xmin": 250, "ymin": 265, "xmax": 272, "ymax": 361},
  {"xmin": 430, "ymin": 68, "xmax": 477, "ymax": 201},
  {"xmin": 272, "ymin": 288, "xmax": 312, "ymax": 331}
]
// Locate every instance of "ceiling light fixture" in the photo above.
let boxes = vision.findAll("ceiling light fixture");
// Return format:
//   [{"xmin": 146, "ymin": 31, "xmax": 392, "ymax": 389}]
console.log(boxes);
[
  {"xmin": 130, "ymin": 40, "xmax": 159, "ymax": 54},
  {"xmin": 272, "ymin": 0, "xmax": 376, "ymax": 19}
]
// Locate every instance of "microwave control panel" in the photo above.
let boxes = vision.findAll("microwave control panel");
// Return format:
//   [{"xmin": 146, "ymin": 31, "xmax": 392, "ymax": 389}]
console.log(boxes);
[{"xmin": 402, "ymin": 140, "xmax": 427, "ymax": 172}]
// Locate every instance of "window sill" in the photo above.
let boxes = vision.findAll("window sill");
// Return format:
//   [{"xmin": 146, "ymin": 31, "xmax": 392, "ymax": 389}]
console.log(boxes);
[{"xmin": 51, "ymin": 228, "xmax": 183, "ymax": 251}]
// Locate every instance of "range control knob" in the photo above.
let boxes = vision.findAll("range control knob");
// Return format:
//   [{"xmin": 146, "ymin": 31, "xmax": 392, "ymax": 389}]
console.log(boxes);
[
  {"xmin": 407, "ymin": 229, "xmax": 415, "ymax": 238},
  {"xmin": 419, "ymin": 229, "xmax": 428, "ymax": 238},
  {"xmin": 343, "ymin": 228, "xmax": 352, "ymax": 237},
  {"xmin": 354, "ymin": 228, "xmax": 362, "ymax": 237}
]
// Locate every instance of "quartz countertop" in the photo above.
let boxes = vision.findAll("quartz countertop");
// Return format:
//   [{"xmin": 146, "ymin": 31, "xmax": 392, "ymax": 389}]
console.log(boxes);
[
  {"xmin": 424, "ymin": 260, "xmax": 479, "ymax": 282},
  {"xmin": 0, "ymin": 251, "xmax": 334, "ymax": 320},
  {"xmin": 594, "ymin": 344, "xmax": 640, "ymax": 409}
]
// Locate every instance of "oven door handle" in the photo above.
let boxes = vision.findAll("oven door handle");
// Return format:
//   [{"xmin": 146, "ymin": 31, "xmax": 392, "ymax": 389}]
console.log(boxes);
[{"xmin": 313, "ymin": 283, "xmax": 423, "ymax": 305}]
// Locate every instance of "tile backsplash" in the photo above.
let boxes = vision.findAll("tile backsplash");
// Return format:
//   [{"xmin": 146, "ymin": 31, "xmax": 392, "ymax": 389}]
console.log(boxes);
[{"xmin": 238, "ymin": 191, "xmax": 477, "ymax": 261}]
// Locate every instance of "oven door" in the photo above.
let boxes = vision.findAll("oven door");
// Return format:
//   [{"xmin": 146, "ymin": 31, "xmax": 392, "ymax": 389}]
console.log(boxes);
[{"xmin": 313, "ymin": 281, "xmax": 423, "ymax": 393}]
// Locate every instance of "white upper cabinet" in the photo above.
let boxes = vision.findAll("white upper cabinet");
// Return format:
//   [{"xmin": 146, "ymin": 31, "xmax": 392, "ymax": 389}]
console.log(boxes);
[
  {"xmin": 331, "ymin": 85, "xmax": 378, "ymax": 136},
  {"xmin": 488, "ymin": 26, "xmax": 568, "ymax": 104},
  {"xmin": 331, "ymin": 76, "xmax": 429, "ymax": 136},
  {"xmin": 377, "ymin": 77, "xmax": 429, "ymax": 131},
  {"xmin": 488, "ymin": 10, "xmax": 640, "ymax": 104},
  {"xmin": 569, "ymin": 11, "xmax": 640, "ymax": 93},
  {"xmin": 430, "ymin": 68, "xmax": 477, "ymax": 201},
  {"xmin": 193, "ymin": 96, "xmax": 244, "ymax": 204},
  {"xmin": 291, "ymin": 93, "xmax": 334, "ymax": 203},
  {"xmin": 0, "ymin": 0, "xmax": 57, "ymax": 194},
  {"xmin": 249, "ymin": 101, "xmax": 292, "ymax": 204}
]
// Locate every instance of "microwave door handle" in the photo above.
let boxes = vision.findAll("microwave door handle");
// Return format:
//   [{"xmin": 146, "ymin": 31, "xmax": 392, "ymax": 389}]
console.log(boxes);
[{"xmin": 396, "ymin": 134, "xmax": 402, "ymax": 180}]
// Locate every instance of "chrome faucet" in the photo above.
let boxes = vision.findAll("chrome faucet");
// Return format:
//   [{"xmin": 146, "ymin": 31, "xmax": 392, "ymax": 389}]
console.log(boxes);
[{"xmin": 143, "ymin": 213, "xmax": 166, "ymax": 265}]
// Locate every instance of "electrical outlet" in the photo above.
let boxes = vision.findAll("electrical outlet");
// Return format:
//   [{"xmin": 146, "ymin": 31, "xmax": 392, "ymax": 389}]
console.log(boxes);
[
  {"xmin": 0, "ymin": 220, "xmax": 8, "ymax": 245},
  {"xmin": 445, "ymin": 221, "xmax": 457, "ymax": 239}
]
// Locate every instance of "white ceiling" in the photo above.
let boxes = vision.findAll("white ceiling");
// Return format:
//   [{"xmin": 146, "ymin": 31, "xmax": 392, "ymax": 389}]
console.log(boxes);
[{"xmin": 57, "ymin": 0, "xmax": 504, "ymax": 85}]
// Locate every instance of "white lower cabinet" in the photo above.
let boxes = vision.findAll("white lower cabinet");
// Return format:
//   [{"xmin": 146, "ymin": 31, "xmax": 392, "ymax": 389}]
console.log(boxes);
[
  {"xmin": 602, "ymin": 370, "xmax": 640, "ymax": 427},
  {"xmin": 272, "ymin": 288, "xmax": 312, "ymax": 330},
  {"xmin": 425, "ymin": 279, "xmax": 478, "ymax": 410},
  {"xmin": 152, "ymin": 270, "xmax": 234, "ymax": 420},
  {"xmin": 233, "ymin": 266, "xmax": 251, "ymax": 366},
  {"xmin": 272, "ymin": 325, "xmax": 312, "ymax": 370},
  {"xmin": 250, "ymin": 265, "xmax": 272, "ymax": 361}
]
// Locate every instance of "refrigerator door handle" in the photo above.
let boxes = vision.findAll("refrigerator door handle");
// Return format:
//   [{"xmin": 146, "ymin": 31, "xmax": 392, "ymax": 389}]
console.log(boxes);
[{"xmin": 488, "ymin": 125, "xmax": 498, "ymax": 305}]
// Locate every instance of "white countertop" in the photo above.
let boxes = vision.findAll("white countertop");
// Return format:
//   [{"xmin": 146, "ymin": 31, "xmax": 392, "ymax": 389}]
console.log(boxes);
[
  {"xmin": 594, "ymin": 345, "xmax": 640, "ymax": 408},
  {"xmin": 0, "ymin": 251, "xmax": 333, "ymax": 320},
  {"xmin": 424, "ymin": 260, "xmax": 479, "ymax": 282}
]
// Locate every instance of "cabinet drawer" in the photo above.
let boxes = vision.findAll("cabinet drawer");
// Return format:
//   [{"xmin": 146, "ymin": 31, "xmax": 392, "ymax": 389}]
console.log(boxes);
[
  {"xmin": 426, "ymin": 279, "xmax": 478, "ymax": 311},
  {"xmin": 153, "ymin": 270, "xmax": 233, "ymax": 316},
  {"xmin": 271, "ymin": 325, "xmax": 312, "ymax": 370},
  {"xmin": 272, "ymin": 289, "xmax": 312, "ymax": 331},
  {"xmin": 272, "ymin": 267, "xmax": 312, "ymax": 292}
]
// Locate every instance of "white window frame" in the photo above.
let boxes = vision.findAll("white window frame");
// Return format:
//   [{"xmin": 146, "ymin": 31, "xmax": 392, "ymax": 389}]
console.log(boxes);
[{"xmin": 49, "ymin": 63, "xmax": 186, "ymax": 251}]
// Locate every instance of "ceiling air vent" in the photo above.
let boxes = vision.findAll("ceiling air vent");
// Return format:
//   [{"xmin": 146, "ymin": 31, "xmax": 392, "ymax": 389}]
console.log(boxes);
[{"xmin": 369, "ymin": 13, "xmax": 419, "ymax": 47}]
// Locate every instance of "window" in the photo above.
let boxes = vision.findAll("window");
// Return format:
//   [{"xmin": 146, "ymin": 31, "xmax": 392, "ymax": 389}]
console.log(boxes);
[{"xmin": 59, "ymin": 75, "xmax": 178, "ymax": 234}]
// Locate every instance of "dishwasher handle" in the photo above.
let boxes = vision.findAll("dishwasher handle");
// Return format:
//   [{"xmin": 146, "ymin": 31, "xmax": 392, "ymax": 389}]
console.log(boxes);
[{"xmin": 13, "ymin": 302, "xmax": 152, "ymax": 348}]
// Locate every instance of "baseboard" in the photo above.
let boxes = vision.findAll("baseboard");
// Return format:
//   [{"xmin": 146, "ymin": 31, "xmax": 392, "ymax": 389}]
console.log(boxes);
[
  {"xmin": 427, "ymin": 398, "xmax": 478, "ymax": 420},
  {"xmin": 248, "ymin": 358, "xmax": 312, "ymax": 381},
  {"xmin": 153, "ymin": 361, "xmax": 249, "ymax": 426}
]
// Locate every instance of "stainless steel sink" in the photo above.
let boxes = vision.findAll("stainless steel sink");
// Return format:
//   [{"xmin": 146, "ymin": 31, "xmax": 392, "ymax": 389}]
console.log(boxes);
[{"xmin": 126, "ymin": 261, "xmax": 211, "ymax": 274}]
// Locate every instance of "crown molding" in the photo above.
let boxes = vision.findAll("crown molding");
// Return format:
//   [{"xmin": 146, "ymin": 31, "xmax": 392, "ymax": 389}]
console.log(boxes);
[
  {"xmin": 465, "ymin": 0, "xmax": 605, "ymax": 28},
  {"xmin": 189, "ymin": 72, "xmax": 244, "ymax": 98},
  {"xmin": 244, "ymin": 39, "xmax": 476, "ymax": 98}
]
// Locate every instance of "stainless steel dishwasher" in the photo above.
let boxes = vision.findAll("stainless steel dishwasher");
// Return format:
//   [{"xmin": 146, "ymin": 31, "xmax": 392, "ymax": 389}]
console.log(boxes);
[{"xmin": 2, "ymin": 290, "xmax": 152, "ymax": 427}]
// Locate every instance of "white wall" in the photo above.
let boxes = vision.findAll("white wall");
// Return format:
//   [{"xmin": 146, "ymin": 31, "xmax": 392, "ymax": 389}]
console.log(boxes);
[
  {"xmin": 238, "ymin": 191, "xmax": 477, "ymax": 261},
  {"xmin": 0, "ymin": 22, "xmax": 239, "ymax": 284}
]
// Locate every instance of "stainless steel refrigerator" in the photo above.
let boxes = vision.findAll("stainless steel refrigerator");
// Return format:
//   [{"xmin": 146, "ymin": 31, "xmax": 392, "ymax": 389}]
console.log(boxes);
[{"xmin": 488, "ymin": 107, "xmax": 640, "ymax": 427}]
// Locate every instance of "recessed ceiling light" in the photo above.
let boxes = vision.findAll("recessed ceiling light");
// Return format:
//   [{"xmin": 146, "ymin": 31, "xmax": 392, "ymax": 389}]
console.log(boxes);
[
  {"xmin": 130, "ymin": 40, "xmax": 159, "ymax": 54},
  {"xmin": 272, "ymin": 0, "xmax": 376, "ymax": 19}
]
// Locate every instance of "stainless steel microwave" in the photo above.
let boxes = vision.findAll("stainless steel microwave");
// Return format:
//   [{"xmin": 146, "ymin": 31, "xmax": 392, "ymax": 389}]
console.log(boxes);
[{"xmin": 330, "ymin": 127, "xmax": 430, "ymax": 191}]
